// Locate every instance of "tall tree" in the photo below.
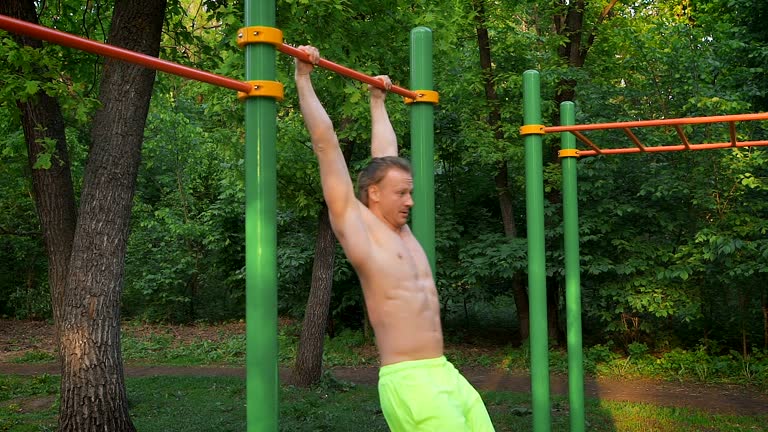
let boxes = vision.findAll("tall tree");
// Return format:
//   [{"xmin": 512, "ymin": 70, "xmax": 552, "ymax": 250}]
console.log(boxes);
[
  {"xmin": 292, "ymin": 202, "xmax": 337, "ymax": 386},
  {"xmin": 2, "ymin": 0, "xmax": 167, "ymax": 430},
  {"xmin": 553, "ymin": 0, "xmax": 618, "ymax": 105},
  {"xmin": 472, "ymin": 0, "xmax": 529, "ymax": 341},
  {"xmin": 543, "ymin": 0, "xmax": 619, "ymax": 343},
  {"xmin": 1, "ymin": 0, "xmax": 77, "ymax": 352},
  {"xmin": 58, "ymin": 0, "xmax": 167, "ymax": 429}
]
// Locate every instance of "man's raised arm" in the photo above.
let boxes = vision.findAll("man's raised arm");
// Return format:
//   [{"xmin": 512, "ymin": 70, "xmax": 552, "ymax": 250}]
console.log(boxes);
[
  {"xmin": 295, "ymin": 46, "xmax": 338, "ymax": 156},
  {"xmin": 294, "ymin": 46, "xmax": 358, "ymax": 229},
  {"xmin": 369, "ymin": 76, "xmax": 398, "ymax": 158}
]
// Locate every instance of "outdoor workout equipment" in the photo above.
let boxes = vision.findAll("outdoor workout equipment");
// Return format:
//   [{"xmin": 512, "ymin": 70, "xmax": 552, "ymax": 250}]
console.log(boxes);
[
  {"xmin": 0, "ymin": 3, "xmax": 438, "ymax": 431},
  {"xmin": 520, "ymin": 69, "xmax": 768, "ymax": 432}
]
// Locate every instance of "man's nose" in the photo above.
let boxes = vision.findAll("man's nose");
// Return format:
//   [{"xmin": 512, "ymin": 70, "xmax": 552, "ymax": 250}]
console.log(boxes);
[{"xmin": 405, "ymin": 194, "xmax": 414, "ymax": 207}]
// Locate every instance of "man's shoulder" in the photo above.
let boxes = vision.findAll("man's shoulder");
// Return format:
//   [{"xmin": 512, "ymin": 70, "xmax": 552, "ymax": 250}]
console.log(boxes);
[{"xmin": 333, "ymin": 208, "xmax": 404, "ymax": 259}]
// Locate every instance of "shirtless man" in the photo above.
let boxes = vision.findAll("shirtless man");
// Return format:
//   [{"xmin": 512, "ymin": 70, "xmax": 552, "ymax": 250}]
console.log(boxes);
[{"xmin": 295, "ymin": 45, "xmax": 495, "ymax": 432}]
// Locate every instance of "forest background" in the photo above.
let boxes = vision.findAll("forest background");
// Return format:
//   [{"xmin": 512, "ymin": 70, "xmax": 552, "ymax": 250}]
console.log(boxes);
[{"xmin": 1, "ymin": 0, "xmax": 767, "ymax": 368}]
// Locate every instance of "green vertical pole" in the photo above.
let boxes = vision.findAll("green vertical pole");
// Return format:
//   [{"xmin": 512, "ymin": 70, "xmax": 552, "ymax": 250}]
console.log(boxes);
[
  {"xmin": 560, "ymin": 101, "xmax": 585, "ymax": 432},
  {"xmin": 410, "ymin": 27, "xmax": 435, "ymax": 272},
  {"xmin": 245, "ymin": 0, "xmax": 278, "ymax": 431},
  {"xmin": 522, "ymin": 70, "xmax": 551, "ymax": 432}
]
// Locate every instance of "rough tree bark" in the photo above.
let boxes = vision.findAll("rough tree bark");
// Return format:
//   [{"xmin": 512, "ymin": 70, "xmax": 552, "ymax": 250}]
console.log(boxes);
[
  {"xmin": 293, "ymin": 203, "xmax": 337, "ymax": 386},
  {"xmin": 473, "ymin": 0, "xmax": 529, "ymax": 342},
  {"xmin": 39, "ymin": 0, "xmax": 165, "ymax": 431},
  {"xmin": 762, "ymin": 289, "xmax": 767, "ymax": 349}
]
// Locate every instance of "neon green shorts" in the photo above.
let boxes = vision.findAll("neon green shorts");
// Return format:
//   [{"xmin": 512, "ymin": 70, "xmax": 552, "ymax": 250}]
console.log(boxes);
[{"xmin": 378, "ymin": 356, "xmax": 495, "ymax": 432}]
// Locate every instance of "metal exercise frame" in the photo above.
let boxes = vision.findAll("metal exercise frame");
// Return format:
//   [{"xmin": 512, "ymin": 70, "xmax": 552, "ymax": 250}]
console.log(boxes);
[
  {"xmin": 521, "ymin": 69, "xmax": 768, "ymax": 432},
  {"xmin": 0, "ymin": 4, "xmax": 438, "ymax": 431}
]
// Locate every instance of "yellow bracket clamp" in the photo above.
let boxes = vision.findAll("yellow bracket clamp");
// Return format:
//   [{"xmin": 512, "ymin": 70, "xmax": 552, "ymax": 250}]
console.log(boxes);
[
  {"xmin": 238, "ymin": 80, "xmax": 284, "ymax": 101},
  {"xmin": 558, "ymin": 149, "xmax": 580, "ymax": 158},
  {"xmin": 404, "ymin": 90, "xmax": 439, "ymax": 105},
  {"xmin": 236, "ymin": 26, "xmax": 283, "ymax": 48},
  {"xmin": 519, "ymin": 124, "xmax": 546, "ymax": 135}
]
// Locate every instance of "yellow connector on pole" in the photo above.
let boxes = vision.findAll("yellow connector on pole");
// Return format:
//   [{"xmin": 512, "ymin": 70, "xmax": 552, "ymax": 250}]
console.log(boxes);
[
  {"xmin": 404, "ymin": 90, "xmax": 439, "ymax": 105},
  {"xmin": 519, "ymin": 124, "xmax": 546, "ymax": 135},
  {"xmin": 236, "ymin": 26, "xmax": 283, "ymax": 47},
  {"xmin": 557, "ymin": 149, "xmax": 580, "ymax": 158},
  {"xmin": 237, "ymin": 80, "xmax": 284, "ymax": 101}
]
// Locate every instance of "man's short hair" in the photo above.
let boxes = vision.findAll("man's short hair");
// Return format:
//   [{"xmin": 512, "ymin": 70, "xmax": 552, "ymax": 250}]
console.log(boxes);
[{"xmin": 357, "ymin": 156, "xmax": 412, "ymax": 206}]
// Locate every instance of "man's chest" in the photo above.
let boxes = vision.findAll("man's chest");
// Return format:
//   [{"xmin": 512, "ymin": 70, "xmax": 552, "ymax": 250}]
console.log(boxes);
[{"xmin": 377, "ymin": 230, "xmax": 432, "ymax": 279}]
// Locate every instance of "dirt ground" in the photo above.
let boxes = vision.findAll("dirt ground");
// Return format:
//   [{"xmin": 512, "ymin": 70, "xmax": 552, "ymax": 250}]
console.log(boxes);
[{"xmin": 2, "ymin": 319, "xmax": 767, "ymax": 416}]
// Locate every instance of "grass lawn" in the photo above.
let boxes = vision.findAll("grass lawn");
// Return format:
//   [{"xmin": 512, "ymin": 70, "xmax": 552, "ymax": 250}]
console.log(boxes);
[
  {"xmin": 2, "ymin": 318, "xmax": 767, "ymax": 430},
  {"xmin": 1, "ymin": 374, "xmax": 766, "ymax": 432}
]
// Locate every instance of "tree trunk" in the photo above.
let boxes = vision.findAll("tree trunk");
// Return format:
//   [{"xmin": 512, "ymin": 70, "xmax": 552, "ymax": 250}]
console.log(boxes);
[
  {"xmin": 762, "ymin": 289, "xmax": 767, "ymax": 350},
  {"xmin": 551, "ymin": 0, "xmax": 620, "ymax": 117},
  {"xmin": 763, "ymin": 306, "xmax": 767, "ymax": 350},
  {"xmin": 474, "ymin": 0, "xmax": 529, "ymax": 342},
  {"xmin": 1, "ymin": 0, "xmax": 77, "ymax": 361},
  {"xmin": 57, "ymin": 1, "xmax": 167, "ymax": 431},
  {"xmin": 547, "ymin": 279, "xmax": 564, "ymax": 344},
  {"xmin": 293, "ymin": 204, "xmax": 337, "ymax": 387},
  {"xmin": 545, "ymin": 0, "xmax": 618, "ymax": 347},
  {"xmin": 511, "ymin": 274, "xmax": 529, "ymax": 341}
]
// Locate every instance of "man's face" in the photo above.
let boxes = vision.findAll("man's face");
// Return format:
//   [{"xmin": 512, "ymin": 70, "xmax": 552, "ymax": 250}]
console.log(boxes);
[{"xmin": 371, "ymin": 168, "xmax": 414, "ymax": 228}]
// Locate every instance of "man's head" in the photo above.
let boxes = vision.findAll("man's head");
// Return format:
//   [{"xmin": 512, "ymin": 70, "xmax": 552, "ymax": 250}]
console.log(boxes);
[{"xmin": 358, "ymin": 156, "xmax": 414, "ymax": 228}]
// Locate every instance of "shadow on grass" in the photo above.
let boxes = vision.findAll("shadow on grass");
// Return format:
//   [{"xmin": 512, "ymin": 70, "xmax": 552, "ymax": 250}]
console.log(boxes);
[{"xmin": 479, "ymin": 378, "xmax": 619, "ymax": 432}]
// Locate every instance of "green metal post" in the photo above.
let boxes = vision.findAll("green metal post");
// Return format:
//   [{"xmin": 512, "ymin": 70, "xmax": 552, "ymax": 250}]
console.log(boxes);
[
  {"xmin": 410, "ymin": 27, "xmax": 435, "ymax": 272},
  {"xmin": 561, "ymin": 101, "xmax": 585, "ymax": 432},
  {"xmin": 522, "ymin": 70, "xmax": 551, "ymax": 432},
  {"xmin": 245, "ymin": 0, "xmax": 278, "ymax": 431}
]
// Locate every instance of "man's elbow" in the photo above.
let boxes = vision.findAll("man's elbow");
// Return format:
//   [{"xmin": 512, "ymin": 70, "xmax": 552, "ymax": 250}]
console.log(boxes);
[
  {"xmin": 312, "ymin": 141, "xmax": 333, "ymax": 154},
  {"xmin": 311, "ymin": 134, "xmax": 339, "ymax": 154}
]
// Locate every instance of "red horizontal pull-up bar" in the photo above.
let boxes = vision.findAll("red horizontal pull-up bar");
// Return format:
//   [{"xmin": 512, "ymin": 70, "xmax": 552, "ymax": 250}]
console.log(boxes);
[
  {"xmin": 277, "ymin": 43, "xmax": 419, "ymax": 100},
  {"xmin": 544, "ymin": 112, "xmax": 768, "ymax": 156},
  {"xmin": 0, "ymin": 14, "xmax": 420, "ymax": 100},
  {"xmin": 0, "ymin": 14, "xmax": 253, "ymax": 93},
  {"xmin": 544, "ymin": 112, "xmax": 768, "ymax": 133}
]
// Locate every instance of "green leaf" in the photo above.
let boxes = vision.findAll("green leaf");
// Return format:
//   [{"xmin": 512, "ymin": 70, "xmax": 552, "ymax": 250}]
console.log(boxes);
[{"xmin": 32, "ymin": 153, "xmax": 52, "ymax": 170}]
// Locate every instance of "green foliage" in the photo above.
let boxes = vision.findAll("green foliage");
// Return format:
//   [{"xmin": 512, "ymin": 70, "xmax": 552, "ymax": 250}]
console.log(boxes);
[
  {"xmin": 642, "ymin": 347, "xmax": 768, "ymax": 386},
  {"xmin": 584, "ymin": 344, "xmax": 620, "ymax": 373},
  {"xmin": 118, "ymin": 1, "xmax": 768, "ymax": 352},
  {"xmin": 0, "ymin": 108, "xmax": 49, "ymax": 320},
  {"xmin": 123, "ymin": 91, "xmax": 246, "ymax": 323},
  {"xmin": 1, "ymin": 0, "xmax": 767, "ymax": 359},
  {"xmin": 580, "ymin": 343, "xmax": 768, "ymax": 388}
]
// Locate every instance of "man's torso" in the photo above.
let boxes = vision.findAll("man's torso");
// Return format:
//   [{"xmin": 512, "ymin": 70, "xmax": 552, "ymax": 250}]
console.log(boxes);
[{"xmin": 341, "ymin": 204, "xmax": 444, "ymax": 365}]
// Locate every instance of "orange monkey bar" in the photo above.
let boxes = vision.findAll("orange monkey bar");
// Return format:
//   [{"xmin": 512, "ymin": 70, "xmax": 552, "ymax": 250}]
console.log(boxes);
[
  {"xmin": 277, "ymin": 44, "xmax": 419, "ymax": 100},
  {"xmin": 544, "ymin": 112, "xmax": 768, "ymax": 156},
  {"xmin": 0, "ymin": 14, "xmax": 420, "ymax": 99},
  {"xmin": 0, "ymin": 14, "xmax": 253, "ymax": 93}
]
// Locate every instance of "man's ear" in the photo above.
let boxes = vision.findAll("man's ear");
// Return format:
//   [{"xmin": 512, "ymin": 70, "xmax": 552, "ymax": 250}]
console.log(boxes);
[{"xmin": 369, "ymin": 184, "xmax": 380, "ymax": 203}]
